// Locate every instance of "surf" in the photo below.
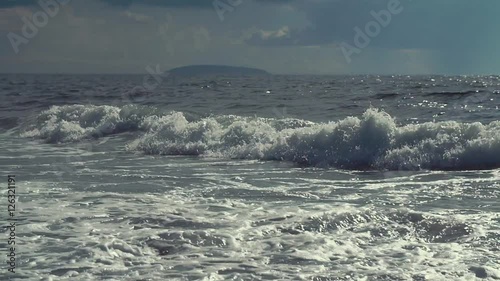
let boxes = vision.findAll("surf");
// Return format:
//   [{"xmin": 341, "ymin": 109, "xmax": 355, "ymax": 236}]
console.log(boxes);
[{"xmin": 21, "ymin": 104, "xmax": 500, "ymax": 171}]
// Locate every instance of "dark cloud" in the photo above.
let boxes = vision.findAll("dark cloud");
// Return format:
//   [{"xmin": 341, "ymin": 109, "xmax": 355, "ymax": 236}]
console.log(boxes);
[
  {"xmin": 246, "ymin": 0, "xmax": 500, "ymax": 51},
  {"xmin": 1, "ymin": 0, "xmax": 499, "ymax": 74},
  {"xmin": 244, "ymin": 0, "xmax": 500, "ymax": 73}
]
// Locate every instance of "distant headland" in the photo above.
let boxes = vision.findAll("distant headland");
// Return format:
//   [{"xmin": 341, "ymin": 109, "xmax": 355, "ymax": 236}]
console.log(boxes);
[{"xmin": 168, "ymin": 65, "xmax": 270, "ymax": 76}]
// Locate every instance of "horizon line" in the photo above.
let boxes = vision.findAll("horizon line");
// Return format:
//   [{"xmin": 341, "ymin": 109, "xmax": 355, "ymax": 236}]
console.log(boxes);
[{"xmin": 0, "ymin": 72, "xmax": 498, "ymax": 76}]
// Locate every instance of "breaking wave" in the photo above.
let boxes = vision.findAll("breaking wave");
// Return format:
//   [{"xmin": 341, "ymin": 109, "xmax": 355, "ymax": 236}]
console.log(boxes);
[{"xmin": 22, "ymin": 104, "xmax": 500, "ymax": 170}]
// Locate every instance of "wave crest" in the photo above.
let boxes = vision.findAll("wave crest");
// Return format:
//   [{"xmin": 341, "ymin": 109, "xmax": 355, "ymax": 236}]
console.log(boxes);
[{"xmin": 23, "ymin": 105, "xmax": 500, "ymax": 170}]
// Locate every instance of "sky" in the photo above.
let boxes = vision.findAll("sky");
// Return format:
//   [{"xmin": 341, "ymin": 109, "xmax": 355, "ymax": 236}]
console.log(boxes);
[{"xmin": 0, "ymin": 0, "xmax": 499, "ymax": 75}]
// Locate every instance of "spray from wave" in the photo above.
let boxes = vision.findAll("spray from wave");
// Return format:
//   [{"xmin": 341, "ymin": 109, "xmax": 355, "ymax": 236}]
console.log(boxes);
[{"xmin": 21, "ymin": 105, "xmax": 500, "ymax": 170}]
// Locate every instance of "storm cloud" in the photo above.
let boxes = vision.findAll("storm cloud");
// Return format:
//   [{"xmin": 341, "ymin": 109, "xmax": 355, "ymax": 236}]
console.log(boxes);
[{"xmin": 1, "ymin": 0, "xmax": 499, "ymax": 74}]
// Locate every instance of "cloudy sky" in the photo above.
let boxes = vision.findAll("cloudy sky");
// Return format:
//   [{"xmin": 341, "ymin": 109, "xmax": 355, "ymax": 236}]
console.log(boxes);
[{"xmin": 1, "ymin": 0, "xmax": 499, "ymax": 74}]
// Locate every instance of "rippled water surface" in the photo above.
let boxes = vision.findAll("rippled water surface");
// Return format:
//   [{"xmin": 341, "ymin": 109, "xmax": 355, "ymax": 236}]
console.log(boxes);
[{"xmin": 0, "ymin": 74, "xmax": 499, "ymax": 280}]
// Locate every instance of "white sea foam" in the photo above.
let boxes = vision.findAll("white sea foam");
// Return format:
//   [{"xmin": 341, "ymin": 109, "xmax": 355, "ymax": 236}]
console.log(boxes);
[
  {"xmin": 21, "ymin": 104, "xmax": 157, "ymax": 142},
  {"xmin": 23, "ymin": 105, "xmax": 500, "ymax": 170}
]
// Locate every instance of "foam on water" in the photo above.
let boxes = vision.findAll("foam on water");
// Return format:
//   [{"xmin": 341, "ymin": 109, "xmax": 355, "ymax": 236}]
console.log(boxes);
[
  {"xmin": 14, "ymin": 186, "xmax": 499, "ymax": 280},
  {"xmin": 6, "ymin": 121, "xmax": 500, "ymax": 280},
  {"xmin": 22, "ymin": 104, "xmax": 500, "ymax": 171},
  {"xmin": 4, "ymin": 75, "xmax": 500, "ymax": 280}
]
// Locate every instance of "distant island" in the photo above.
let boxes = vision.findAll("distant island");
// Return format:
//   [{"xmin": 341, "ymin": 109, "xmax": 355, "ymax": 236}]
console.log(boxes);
[{"xmin": 168, "ymin": 65, "xmax": 269, "ymax": 76}]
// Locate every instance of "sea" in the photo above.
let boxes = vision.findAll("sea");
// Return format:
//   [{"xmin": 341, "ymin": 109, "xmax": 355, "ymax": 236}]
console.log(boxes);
[{"xmin": 0, "ymin": 74, "xmax": 499, "ymax": 280}]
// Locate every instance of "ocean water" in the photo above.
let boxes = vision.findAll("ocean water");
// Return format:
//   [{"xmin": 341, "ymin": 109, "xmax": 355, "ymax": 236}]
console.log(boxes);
[{"xmin": 1, "ymin": 74, "xmax": 499, "ymax": 280}]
